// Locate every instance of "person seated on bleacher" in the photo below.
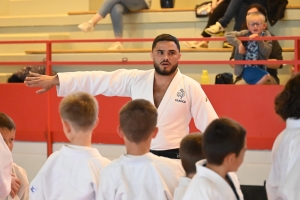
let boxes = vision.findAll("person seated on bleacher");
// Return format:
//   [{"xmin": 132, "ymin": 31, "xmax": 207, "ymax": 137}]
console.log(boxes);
[
  {"xmin": 226, "ymin": 11, "xmax": 272, "ymax": 85},
  {"xmin": 174, "ymin": 133, "xmax": 204, "ymax": 200},
  {"xmin": 97, "ymin": 99, "xmax": 184, "ymax": 200},
  {"xmin": 267, "ymin": 73, "xmax": 300, "ymax": 200},
  {"xmin": 182, "ymin": 118, "xmax": 246, "ymax": 200},
  {"xmin": 78, "ymin": 0, "xmax": 150, "ymax": 50},
  {"xmin": 229, "ymin": 4, "xmax": 283, "ymax": 85},
  {"xmin": 184, "ymin": 0, "xmax": 232, "ymax": 49}
]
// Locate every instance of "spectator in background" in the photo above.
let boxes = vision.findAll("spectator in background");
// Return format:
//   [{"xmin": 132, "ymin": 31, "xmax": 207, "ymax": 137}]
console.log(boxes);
[
  {"xmin": 267, "ymin": 73, "xmax": 300, "ymax": 200},
  {"xmin": 229, "ymin": 4, "xmax": 283, "ymax": 85},
  {"xmin": 184, "ymin": 0, "xmax": 232, "ymax": 49},
  {"xmin": 78, "ymin": 0, "xmax": 151, "ymax": 50}
]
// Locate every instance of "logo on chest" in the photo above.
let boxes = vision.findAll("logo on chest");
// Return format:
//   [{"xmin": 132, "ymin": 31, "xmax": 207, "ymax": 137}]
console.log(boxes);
[{"xmin": 175, "ymin": 88, "xmax": 186, "ymax": 103}]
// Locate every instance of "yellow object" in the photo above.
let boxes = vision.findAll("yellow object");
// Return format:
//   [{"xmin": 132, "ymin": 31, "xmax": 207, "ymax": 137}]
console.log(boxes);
[{"xmin": 200, "ymin": 70, "xmax": 210, "ymax": 84}]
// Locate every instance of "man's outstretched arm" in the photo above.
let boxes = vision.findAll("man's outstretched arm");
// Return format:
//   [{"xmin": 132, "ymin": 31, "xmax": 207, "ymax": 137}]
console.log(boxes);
[{"xmin": 24, "ymin": 72, "xmax": 60, "ymax": 94}]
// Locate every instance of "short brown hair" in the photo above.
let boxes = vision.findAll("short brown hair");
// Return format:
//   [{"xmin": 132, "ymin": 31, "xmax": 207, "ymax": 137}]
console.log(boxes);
[
  {"xmin": 275, "ymin": 73, "xmax": 300, "ymax": 120},
  {"xmin": 59, "ymin": 92, "xmax": 98, "ymax": 131},
  {"xmin": 0, "ymin": 112, "xmax": 16, "ymax": 131},
  {"xmin": 119, "ymin": 99, "xmax": 157, "ymax": 143},
  {"xmin": 180, "ymin": 133, "xmax": 204, "ymax": 176},
  {"xmin": 203, "ymin": 118, "xmax": 246, "ymax": 165}
]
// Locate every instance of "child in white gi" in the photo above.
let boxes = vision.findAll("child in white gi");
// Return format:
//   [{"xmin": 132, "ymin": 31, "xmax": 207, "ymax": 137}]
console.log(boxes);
[
  {"xmin": 97, "ymin": 99, "xmax": 185, "ymax": 200},
  {"xmin": 0, "ymin": 113, "xmax": 29, "ymax": 200},
  {"xmin": 174, "ymin": 133, "xmax": 204, "ymax": 200},
  {"xmin": 267, "ymin": 73, "xmax": 300, "ymax": 200},
  {"xmin": 183, "ymin": 118, "xmax": 245, "ymax": 200},
  {"xmin": 225, "ymin": 12, "xmax": 272, "ymax": 85},
  {"xmin": 0, "ymin": 134, "xmax": 12, "ymax": 198},
  {"xmin": 30, "ymin": 92, "xmax": 111, "ymax": 200}
]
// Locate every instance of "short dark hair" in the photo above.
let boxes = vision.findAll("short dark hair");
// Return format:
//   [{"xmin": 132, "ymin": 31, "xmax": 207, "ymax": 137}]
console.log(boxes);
[
  {"xmin": 275, "ymin": 73, "xmax": 300, "ymax": 120},
  {"xmin": 240, "ymin": 3, "xmax": 268, "ymax": 30},
  {"xmin": 203, "ymin": 118, "xmax": 246, "ymax": 165},
  {"xmin": 0, "ymin": 112, "xmax": 16, "ymax": 131},
  {"xmin": 119, "ymin": 99, "xmax": 157, "ymax": 143},
  {"xmin": 152, "ymin": 34, "xmax": 180, "ymax": 52},
  {"xmin": 180, "ymin": 133, "xmax": 204, "ymax": 176},
  {"xmin": 59, "ymin": 92, "xmax": 98, "ymax": 131}
]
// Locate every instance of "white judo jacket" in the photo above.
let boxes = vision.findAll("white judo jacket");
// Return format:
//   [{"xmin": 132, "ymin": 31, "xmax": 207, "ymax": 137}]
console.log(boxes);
[
  {"xmin": 30, "ymin": 145, "xmax": 111, "ymax": 200},
  {"xmin": 0, "ymin": 135, "xmax": 12, "ymax": 198},
  {"xmin": 97, "ymin": 152, "xmax": 185, "ymax": 200},
  {"xmin": 267, "ymin": 118, "xmax": 300, "ymax": 200},
  {"xmin": 182, "ymin": 160, "xmax": 244, "ymax": 200},
  {"xmin": 173, "ymin": 177, "xmax": 191, "ymax": 200},
  {"xmin": 57, "ymin": 69, "xmax": 218, "ymax": 150}
]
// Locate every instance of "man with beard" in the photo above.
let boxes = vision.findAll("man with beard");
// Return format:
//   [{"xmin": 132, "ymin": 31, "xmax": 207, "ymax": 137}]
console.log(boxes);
[{"xmin": 24, "ymin": 34, "xmax": 218, "ymax": 159}]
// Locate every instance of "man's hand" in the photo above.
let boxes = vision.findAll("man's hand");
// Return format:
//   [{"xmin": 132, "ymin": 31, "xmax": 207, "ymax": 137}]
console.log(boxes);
[
  {"xmin": 24, "ymin": 72, "xmax": 59, "ymax": 94},
  {"xmin": 249, "ymin": 34, "xmax": 259, "ymax": 39},
  {"xmin": 10, "ymin": 174, "xmax": 20, "ymax": 198},
  {"xmin": 238, "ymin": 43, "xmax": 246, "ymax": 54}
]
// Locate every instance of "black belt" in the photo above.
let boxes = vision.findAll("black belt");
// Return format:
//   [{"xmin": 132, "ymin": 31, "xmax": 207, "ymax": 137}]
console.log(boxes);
[{"xmin": 150, "ymin": 148, "xmax": 180, "ymax": 159}]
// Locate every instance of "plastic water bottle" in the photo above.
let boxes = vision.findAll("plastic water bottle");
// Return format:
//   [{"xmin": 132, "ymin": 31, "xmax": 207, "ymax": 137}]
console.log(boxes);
[{"xmin": 200, "ymin": 70, "xmax": 210, "ymax": 84}]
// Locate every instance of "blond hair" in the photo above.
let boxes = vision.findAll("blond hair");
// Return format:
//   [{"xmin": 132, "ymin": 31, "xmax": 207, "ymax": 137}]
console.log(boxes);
[
  {"xmin": 246, "ymin": 12, "xmax": 266, "ymax": 24},
  {"xmin": 59, "ymin": 92, "xmax": 98, "ymax": 131}
]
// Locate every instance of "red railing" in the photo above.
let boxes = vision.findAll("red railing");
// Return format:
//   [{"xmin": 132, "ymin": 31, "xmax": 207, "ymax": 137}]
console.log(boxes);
[{"xmin": 0, "ymin": 36, "xmax": 299, "ymax": 156}]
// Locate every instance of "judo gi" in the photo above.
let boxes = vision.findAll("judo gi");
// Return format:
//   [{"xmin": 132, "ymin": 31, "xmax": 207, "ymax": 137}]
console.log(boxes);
[
  {"xmin": 173, "ymin": 177, "xmax": 191, "ymax": 200},
  {"xmin": 57, "ymin": 69, "xmax": 218, "ymax": 150},
  {"xmin": 0, "ymin": 163, "xmax": 29, "ymax": 200},
  {"xmin": 30, "ymin": 145, "xmax": 111, "ymax": 200},
  {"xmin": 266, "ymin": 118, "xmax": 300, "ymax": 200},
  {"xmin": 182, "ymin": 160, "xmax": 244, "ymax": 200},
  {"xmin": 0, "ymin": 135, "xmax": 12, "ymax": 198},
  {"xmin": 97, "ymin": 152, "xmax": 185, "ymax": 200}
]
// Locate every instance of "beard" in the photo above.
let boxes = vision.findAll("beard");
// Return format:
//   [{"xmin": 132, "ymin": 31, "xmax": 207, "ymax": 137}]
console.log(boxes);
[{"xmin": 154, "ymin": 61, "xmax": 178, "ymax": 76}]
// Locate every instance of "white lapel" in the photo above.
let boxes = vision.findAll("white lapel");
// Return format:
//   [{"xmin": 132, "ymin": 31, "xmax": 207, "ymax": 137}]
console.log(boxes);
[{"xmin": 156, "ymin": 69, "xmax": 182, "ymax": 121}]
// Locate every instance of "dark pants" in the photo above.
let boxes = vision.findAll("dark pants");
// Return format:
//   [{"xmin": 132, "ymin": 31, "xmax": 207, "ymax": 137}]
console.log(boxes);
[
  {"xmin": 201, "ymin": 0, "xmax": 231, "ymax": 37},
  {"xmin": 150, "ymin": 148, "xmax": 180, "ymax": 159},
  {"xmin": 219, "ymin": 0, "xmax": 267, "ymax": 31}
]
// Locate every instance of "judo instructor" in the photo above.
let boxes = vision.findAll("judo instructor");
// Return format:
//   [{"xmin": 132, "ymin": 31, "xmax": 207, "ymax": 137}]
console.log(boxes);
[{"xmin": 25, "ymin": 34, "xmax": 218, "ymax": 159}]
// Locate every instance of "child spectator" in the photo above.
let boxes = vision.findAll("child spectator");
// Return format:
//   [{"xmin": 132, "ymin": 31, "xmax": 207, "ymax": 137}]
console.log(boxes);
[
  {"xmin": 0, "ymin": 134, "xmax": 13, "ymax": 198},
  {"xmin": 97, "ymin": 99, "xmax": 184, "ymax": 200},
  {"xmin": 267, "ymin": 73, "xmax": 300, "ymax": 200},
  {"xmin": 30, "ymin": 92, "xmax": 111, "ymax": 200},
  {"xmin": 225, "ymin": 12, "xmax": 272, "ymax": 84},
  {"xmin": 182, "ymin": 118, "xmax": 246, "ymax": 199},
  {"xmin": 0, "ymin": 113, "xmax": 29, "ymax": 200},
  {"xmin": 174, "ymin": 133, "xmax": 204, "ymax": 200}
]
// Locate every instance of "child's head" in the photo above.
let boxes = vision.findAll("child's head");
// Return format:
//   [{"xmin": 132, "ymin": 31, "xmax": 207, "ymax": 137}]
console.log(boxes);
[
  {"xmin": 180, "ymin": 133, "xmax": 204, "ymax": 177},
  {"xmin": 59, "ymin": 92, "xmax": 99, "ymax": 137},
  {"xmin": 203, "ymin": 118, "xmax": 246, "ymax": 172},
  {"xmin": 246, "ymin": 12, "xmax": 267, "ymax": 34},
  {"xmin": 119, "ymin": 99, "xmax": 157, "ymax": 143},
  {"xmin": 0, "ymin": 112, "xmax": 16, "ymax": 151},
  {"xmin": 275, "ymin": 73, "xmax": 300, "ymax": 120}
]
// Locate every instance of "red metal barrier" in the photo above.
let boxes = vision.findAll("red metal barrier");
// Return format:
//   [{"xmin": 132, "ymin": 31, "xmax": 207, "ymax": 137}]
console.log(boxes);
[{"xmin": 0, "ymin": 36, "xmax": 298, "ymax": 156}]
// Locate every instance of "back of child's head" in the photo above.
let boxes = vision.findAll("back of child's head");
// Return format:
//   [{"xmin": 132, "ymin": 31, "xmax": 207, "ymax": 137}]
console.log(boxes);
[
  {"xmin": 203, "ymin": 118, "xmax": 246, "ymax": 165},
  {"xmin": 59, "ymin": 92, "xmax": 98, "ymax": 131},
  {"xmin": 246, "ymin": 12, "xmax": 266, "ymax": 24},
  {"xmin": 275, "ymin": 73, "xmax": 300, "ymax": 120},
  {"xmin": 180, "ymin": 133, "xmax": 204, "ymax": 176},
  {"xmin": 0, "ymin": 112, "xmax": 16, "ymax": 131},
  {"xmin": 119, "ymin": 99, "xmax": 157, "ymax": 143}
]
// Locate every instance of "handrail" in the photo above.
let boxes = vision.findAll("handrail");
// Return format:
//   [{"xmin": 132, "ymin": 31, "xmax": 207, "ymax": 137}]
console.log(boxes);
[{"xmin": 0, "ymin": 36, "xmax": 299, "ymax": 156}]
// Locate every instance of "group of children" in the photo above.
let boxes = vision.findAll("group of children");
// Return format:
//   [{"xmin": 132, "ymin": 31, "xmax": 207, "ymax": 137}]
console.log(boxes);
[{"xmin": 1, "ymin": 75, "xmax": 300, "ymax": 200}]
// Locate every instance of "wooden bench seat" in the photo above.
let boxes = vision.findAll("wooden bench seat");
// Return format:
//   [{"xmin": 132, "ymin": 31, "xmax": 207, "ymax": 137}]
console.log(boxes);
[
  {"xmin": 68, "ymin": 5, "xmax": 300, "ymax": 15},
  {"xmin": 25, "ymin": 48, "xmax": 294, "ymax": 54}
]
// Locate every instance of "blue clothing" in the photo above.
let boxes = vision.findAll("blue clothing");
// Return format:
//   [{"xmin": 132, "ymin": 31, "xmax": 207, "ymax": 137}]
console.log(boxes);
[{"xmin": 242, "ymin": 67, "xmax": 268, "ymax": 84}]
